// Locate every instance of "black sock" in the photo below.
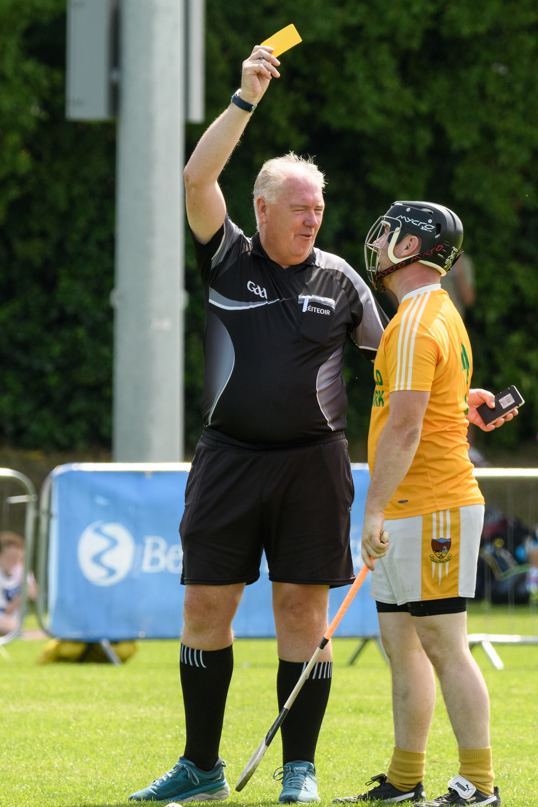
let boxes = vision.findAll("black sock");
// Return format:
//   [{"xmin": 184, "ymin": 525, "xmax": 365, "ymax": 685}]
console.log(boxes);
[
  {"xmin": 180, "ymin": 643, "xmax": 233, "ymax": 771},
  {"xmin": 277, "ymin": 659, "xmax": 332, "ymax": 765}
]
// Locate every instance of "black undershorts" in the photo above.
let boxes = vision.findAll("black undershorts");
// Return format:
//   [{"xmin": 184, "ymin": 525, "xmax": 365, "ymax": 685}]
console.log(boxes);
[
  {"xmin": 180, "ymin": 431, "xmax": 355, "ymax": 587},
  {"xmin": 376, "ymin": 597, "xmax": 468, "ymax": 617}
]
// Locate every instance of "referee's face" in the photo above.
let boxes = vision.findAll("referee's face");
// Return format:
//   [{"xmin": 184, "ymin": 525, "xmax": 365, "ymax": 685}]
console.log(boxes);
[{"xmin": 258, "ymin": 175, "xmax": 325, "ymax": 268}]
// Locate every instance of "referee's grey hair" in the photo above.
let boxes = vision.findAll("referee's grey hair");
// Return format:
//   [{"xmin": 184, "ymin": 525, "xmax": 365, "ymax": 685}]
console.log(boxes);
[{"xmin": 253, "ymin": 152, "xmax": 325, "ymax": 227}]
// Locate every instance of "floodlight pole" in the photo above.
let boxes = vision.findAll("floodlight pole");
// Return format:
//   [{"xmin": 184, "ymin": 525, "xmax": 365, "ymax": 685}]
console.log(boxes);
[
  {"xmin": 66, "ymin": 0, "xmax": 204, "ymax": 461},
  {"xmin": 113, "ymin": 0, "xmax": 185, "ymax": 461}
]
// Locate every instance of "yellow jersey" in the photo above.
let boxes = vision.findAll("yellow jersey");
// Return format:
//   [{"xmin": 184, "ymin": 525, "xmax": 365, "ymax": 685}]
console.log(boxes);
[{"xmin": 368, "ymin": 284, "xmax": 484, "ymax": 519}]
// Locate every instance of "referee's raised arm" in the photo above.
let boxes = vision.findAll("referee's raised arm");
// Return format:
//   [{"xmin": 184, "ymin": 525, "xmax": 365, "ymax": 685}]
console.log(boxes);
[{"xmin": 183, "ymin": 46, "xmax": 280, "ymax": 244}]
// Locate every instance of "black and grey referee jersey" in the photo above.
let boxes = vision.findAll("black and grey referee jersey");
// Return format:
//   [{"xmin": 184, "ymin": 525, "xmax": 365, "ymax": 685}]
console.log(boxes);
[{"xmin": 192, "ymin": 215, "xmax": 389, "ymax": 446}]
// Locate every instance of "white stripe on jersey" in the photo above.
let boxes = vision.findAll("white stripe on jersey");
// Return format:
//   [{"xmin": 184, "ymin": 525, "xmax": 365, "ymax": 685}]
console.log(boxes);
[
  {"xmin": 395, "ymin": 291, "xmax": 431, "ymax": 391},
  {"xmin": 396, "ymin": 293, "xmax": 422, "ymax": 390},
  {"xmin": 406, "ymin": 291, "xmax": 430, "ymax": 389}
]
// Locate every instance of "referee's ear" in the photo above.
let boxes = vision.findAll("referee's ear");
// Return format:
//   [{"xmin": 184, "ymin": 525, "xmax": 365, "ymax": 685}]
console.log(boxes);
[{"xmin": 256, "ymin": 196, "xmax": 268, "ymax": 225}]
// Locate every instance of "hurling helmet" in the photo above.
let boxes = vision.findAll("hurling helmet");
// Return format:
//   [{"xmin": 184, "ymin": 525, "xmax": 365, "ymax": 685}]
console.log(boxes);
[{"xmin": 364, "ymin": 201, "xmax": 464, "ymax": 291}]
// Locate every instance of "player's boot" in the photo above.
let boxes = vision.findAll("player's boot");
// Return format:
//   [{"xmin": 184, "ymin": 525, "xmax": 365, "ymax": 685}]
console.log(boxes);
[
  {"xmin": 128, "ymin": 756, "xmax": 230, "ymax": 803},
  {"xmin": 274, "ymin": 761, "xmax": 321, "ymax": 803},
  {"xmin": 413, "ymin": 776, "xmax": 500, "ymax": 806},
  {"xmin": 333, "ymin": 772, "xmax": 426, "ymax": 803}
]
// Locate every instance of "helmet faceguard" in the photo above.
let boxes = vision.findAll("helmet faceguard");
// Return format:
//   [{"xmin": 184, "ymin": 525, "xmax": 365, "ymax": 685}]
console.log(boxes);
[{"xmin": 364, "ymin": 201, "xmax": 464, "ymax": 292}]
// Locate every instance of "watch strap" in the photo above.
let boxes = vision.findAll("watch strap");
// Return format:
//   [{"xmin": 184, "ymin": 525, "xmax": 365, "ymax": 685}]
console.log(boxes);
[{"xmin": 231, "ymin": 90, "xmax": 257, "ymax": 113}]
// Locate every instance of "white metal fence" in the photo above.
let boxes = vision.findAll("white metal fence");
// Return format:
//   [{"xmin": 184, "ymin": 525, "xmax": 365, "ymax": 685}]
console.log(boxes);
[{"xmin": 468, "ymin": 469, "xmax": 538, "ymax": 668}]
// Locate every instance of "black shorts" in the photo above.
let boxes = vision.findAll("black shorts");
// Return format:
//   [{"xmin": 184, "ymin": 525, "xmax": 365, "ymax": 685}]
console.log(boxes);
[
  {"xmin": 180, "ymin": 432, "xmax": 355, "ymax": 587},
  {"xmin": 376, "ymin": 597, "xmax": 468, "ymax": 617}
]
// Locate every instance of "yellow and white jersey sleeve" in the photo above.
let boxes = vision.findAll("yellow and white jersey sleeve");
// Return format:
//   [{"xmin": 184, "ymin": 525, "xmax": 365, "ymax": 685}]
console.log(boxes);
[
  {"xmin": 386, "ymin": 288, "xmax": 439, "ymax": 393},
  {"xmin": 368, "ymin": 286, "xmax": 484, "ymax": 519}
]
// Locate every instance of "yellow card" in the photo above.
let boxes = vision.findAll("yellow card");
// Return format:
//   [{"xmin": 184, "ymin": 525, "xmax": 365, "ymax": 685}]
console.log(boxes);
[{"xmin": 261, "ymin": 24, "xmax": 302, "ymax": 58}]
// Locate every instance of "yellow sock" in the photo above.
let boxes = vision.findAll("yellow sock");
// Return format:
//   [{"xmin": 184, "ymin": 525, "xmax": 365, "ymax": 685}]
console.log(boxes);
[
  {"xmin": 387, "ymin": 747, "xmax": 426, "ymax": 792},
  {"xmin": 458, "ymin": 747, "xmax": 494, "ymax": 796}
]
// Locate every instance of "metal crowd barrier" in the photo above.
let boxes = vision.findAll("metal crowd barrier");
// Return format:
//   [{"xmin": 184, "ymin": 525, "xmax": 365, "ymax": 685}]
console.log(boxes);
[
  {"xmin": 35, "ymin": 462, "xmax": 380, "ymax": 663},
  {"xmin": 5, "ymin": 462, "xmax": 536, "ymax": 670},
  {"xmin": 35, "ymin": 462, "xmax": 192, "ymax": 664},
  {"xmin": 469, "ymin": 468, "xmax": 538, "ymax": 669},
  {"xmin": 0, "ymin": 469, "xmax": 38, "ymax": 656}
]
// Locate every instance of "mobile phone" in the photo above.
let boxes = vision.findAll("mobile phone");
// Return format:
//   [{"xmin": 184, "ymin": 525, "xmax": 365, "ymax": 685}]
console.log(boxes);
[{"xmin": 476, "ymin": 385, "xmax": 525, "ymax": 426}]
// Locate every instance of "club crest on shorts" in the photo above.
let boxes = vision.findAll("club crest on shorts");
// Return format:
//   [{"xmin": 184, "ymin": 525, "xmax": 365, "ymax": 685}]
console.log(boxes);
[
  {"xmin": 428, "ymin": 513, "xmax": 454, "ymax": 585},
  {"xmin": 430, "ymin": 536, "xmax": 452, "ymax": 564}
]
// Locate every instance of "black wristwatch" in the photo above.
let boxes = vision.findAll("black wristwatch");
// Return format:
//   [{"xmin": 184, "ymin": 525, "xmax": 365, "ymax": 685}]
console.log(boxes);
[{"xmin": 231, "ymin": 90, "xmax": 257, "ymax": 113}]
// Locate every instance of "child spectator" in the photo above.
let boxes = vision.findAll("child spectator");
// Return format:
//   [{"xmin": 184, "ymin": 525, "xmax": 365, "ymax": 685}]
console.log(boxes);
[{"xmin": 0, "ymin": 531, "xmax": 36, "ymax": 636}]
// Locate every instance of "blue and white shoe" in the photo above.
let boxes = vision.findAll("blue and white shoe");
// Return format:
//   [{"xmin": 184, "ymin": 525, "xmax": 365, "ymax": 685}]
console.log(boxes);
[
  {"xmin": 274, "ymin": 761, "xmax": 321, "ymax": 804},
  {"xmin": 128, "ymin": 756, "xmax": 230, "ymax": 803}
]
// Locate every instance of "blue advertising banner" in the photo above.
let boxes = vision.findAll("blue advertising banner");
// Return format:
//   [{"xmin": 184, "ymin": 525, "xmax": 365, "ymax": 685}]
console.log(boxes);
[{"xmin": 47, "ymin": 463, "xmax": 378, "ymax": 641}]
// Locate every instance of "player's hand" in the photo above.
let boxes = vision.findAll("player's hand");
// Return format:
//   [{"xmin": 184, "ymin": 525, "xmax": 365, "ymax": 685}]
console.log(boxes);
[
  {"xmin": 361, "ymin": 511, "xmax": 389, "ymax": 571},
  {"xmin": 240, "ymin": 46, "xmax": 280, "ymax": 105},
  {"xmin": 467, "ymin": 388, "xmax": 518, "ymax": 431}
]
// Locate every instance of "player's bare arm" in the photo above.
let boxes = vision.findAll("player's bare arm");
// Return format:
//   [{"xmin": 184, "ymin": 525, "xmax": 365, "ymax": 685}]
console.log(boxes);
[
  {"xmin": 467, "ymin": 387, "xmax": 518, "ymax": 431},
  {"xmin": 184, "ymin": 46, "xmax": 280, "ymax": 243},
  {"xmin": 361, "ymin": 390, "xmax": 430, "ymax": 569}
]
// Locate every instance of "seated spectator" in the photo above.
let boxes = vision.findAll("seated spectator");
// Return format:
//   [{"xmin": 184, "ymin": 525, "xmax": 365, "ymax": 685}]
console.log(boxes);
[
  {"xmin": 514, "ymin": 531, "xmax": 538, "ymax": 602},
  {"xmin": 0, "ymin": 531, "xmax": 36, "ymax": 636},
  {"xmin": 477, "ymin": 507, "xmax": 538, "ymax": 604}
]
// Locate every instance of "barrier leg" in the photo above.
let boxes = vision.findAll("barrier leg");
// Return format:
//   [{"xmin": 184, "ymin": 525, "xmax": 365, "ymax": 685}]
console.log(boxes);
[
  {"xmin": 469, "ymin": 639, "xmax": 504, "ymax": 671},
  {"xmin": 347, "ymin": 639, "xmax": 368, "ymax": 666},
  {"xmin": 480, "ymin": 640, "xmax": 504, "ymax": 670},
  {"xmin": 100, "ymin": 639, "xmax": 122, "ymax": 665},
  {"xmin": 347, "ymin": 637, "xmax": 388, "ymax": 666}
]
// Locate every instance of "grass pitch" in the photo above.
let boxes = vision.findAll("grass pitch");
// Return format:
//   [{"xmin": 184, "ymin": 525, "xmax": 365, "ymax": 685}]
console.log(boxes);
[{"xmin": 1, "ymin": 606, "xmax": 537, "ymax": 807}]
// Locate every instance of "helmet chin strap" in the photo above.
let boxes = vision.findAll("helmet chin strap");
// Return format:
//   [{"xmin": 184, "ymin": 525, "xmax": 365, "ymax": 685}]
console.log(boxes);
[{"xmin": 376, "ymin": 247, "xmax": 463, "ymax": 290}]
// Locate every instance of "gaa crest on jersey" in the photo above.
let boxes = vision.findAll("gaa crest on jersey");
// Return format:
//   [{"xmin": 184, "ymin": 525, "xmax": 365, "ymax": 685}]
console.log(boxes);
[
  {"xmin": 429, "ymin": 536, "xmax": 452, "ymax": 564},
  {"xmin": 247, "ymin": 280, "xmax": 267, "ymax": 299}
]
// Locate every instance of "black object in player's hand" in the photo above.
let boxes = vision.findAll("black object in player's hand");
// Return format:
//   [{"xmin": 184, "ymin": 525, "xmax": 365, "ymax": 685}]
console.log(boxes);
[{"xmin": 476, "ymin": 385, "xmax": 524, "ymax": 426}]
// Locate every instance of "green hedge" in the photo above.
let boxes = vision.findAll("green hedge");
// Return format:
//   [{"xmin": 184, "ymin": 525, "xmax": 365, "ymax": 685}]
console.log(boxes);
[
  {"xmin": 1, "ymin": 0, "xmax": 537, "ymax": 453},
  {"xmin": 0, "ymin": 0, "xmax": 115, "ymax": 449}
]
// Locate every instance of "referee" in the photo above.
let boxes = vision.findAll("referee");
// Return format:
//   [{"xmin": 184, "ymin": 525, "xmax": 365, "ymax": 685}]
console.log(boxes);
[{"xmin": 129, "ymin": 45, "xmax": 387, "ymax": 805}]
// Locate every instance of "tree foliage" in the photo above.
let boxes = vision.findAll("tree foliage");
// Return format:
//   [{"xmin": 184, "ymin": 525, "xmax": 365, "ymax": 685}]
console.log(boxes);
[
  {"xmin": 1, "ymin": 0, "xmax": 538, "ymax": 453},
  {"xmin": 0, "ymin": 0, "xmax": 115, "ymax": 450}
]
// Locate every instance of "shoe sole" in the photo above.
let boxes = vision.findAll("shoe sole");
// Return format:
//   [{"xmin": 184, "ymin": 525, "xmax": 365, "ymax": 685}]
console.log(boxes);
[
  {"xmin": 414, "ymin": 800, "xmax": 500, "ymax": 807},
  {"xmin": 129, "ymin": 785, "xmax": 230, "ymax": 804},
  {"xmin": 333, "ymin": 792, "xmax": 425, "ymax": 803},
  {"xmin": 182, "ymin": 785, "xmax": 231, "ymax": 803}
]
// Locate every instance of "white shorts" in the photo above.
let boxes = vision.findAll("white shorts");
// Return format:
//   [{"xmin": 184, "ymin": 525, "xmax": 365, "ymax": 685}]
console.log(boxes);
[{"xmin": 370, "ymin": 504, "xmax": 485, "ymax": 606}]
